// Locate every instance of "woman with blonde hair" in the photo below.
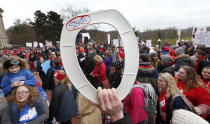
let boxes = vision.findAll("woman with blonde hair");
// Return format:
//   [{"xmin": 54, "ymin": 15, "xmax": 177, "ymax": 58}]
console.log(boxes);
[
  {"xmin": 47, "ymin": 70, "xmax": 78, "ymax": 124},
  {"xmin": 91, "ymin": 55, "xmax": 109, "ymax": 88},
  {"xmin": 157, "ymin": 73, "xmax": 185, "ymax": 124}
]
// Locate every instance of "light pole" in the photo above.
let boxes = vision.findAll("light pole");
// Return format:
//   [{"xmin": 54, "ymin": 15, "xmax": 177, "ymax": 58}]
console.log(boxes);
[
  {"xmin": 157, "ymin": 39, "xmax": 161, "ymax": 50},
  {"xmin": 157, "ymin": 39, "xmax": 161, "ymax": 59}
]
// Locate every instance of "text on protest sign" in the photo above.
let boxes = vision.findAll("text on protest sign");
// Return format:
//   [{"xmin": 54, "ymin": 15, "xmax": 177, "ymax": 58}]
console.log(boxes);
[{"xmin": 194, "ymin": 32, "xmax": 210, "ymax": 45}]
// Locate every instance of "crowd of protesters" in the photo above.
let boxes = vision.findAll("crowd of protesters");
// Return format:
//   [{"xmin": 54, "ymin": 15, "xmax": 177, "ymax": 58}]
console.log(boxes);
[{"xmin": 0, "ymin": 39, "xmax": 210, "ymax": 124}]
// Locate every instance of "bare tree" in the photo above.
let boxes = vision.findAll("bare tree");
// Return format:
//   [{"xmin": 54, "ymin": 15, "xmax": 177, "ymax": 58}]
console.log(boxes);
[{"xmin": 60, "ymin": 5, "xmax": 89, "ymax": 22}]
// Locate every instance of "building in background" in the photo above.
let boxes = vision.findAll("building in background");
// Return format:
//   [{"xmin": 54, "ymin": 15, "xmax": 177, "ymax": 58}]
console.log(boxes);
[{"xmin": 0, "ymin": 8, "xmax": 9, "ymax": 48}]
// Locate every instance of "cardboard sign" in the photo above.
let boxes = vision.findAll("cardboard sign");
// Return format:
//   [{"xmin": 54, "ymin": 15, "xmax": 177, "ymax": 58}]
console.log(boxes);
[{"xmin": 60, "ymin": 9, "xmax": 139, "ymax": 103}]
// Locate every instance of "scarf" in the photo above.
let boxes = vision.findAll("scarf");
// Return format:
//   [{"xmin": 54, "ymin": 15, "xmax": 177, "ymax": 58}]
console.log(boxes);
[{"xmin": 195, "ymin": 57, "xmax": 206, "ymax": 72}]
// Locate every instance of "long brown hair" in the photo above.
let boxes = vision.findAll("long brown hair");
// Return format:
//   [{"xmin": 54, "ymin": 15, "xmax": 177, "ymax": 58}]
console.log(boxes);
[
  {"xmin": 177, "ymin": 66, "xmax": 210, "ymax": 93},
  {"xmin": 2, "ymin": 56, "xmax": 29, "ymax": 74},
  {"xmin": 8, "ymin": 85, "xmax": 39, "ymax": 110}
]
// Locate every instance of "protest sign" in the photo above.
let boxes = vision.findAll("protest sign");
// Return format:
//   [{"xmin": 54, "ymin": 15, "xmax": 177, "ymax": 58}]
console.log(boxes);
[
  {"xmin": 45, "ymin": 41, "xmax": 52, "ymax": 46},
  {"xmin": 41, "ymin": 60, "xmax": 51, "ymax": 74},
  {"xmin": 26, "ymin": 42, "xmax": 32, "ymax": 47},
  {"xmin": 60, "ymin": 9, "xmax": 139, "ymax": 103},
  {"xmin": 33, "ymin": 41, "xmax": 38, "ymax": 47},
  {"xmin": 39, "ymin": 43, "xmax": 44, "ymax": 47},
  {"xmin": 194, "ymin": 31, "xmax": 210, "ymax": 45},
  {"xmin": 146, "ymin": 40, "xmax": 152, "ymax": 47},
  {"xmin": 81, "ymin": 33, "xmax": 90, "ymax": 44}
]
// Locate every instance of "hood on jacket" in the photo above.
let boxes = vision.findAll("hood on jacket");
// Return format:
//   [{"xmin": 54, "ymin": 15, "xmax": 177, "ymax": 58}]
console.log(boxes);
[
  {"xmin": 139, "ymin": 62, "xmax": 154, "ymax": 74},
  {"xmin": 175, "ymin": 54, "xmax": 190, "ymax": 60}
]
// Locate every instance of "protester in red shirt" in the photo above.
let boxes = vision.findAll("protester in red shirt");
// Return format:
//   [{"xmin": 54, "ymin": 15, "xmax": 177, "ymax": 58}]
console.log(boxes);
[
  {"xmin": 117, "ymin": 47, "xmax": 124, "ymax": 60},
  {"xmin": 176, "ymin": 66, "xmax": 210, "ymax": 119},
  {"xmin": 158, "ymin": 73, "xmax": 185, "ymax": 124},
  {"xmin": 90, "ymin": 55, "xmax": 109, "ymax": 88},
  {"xmin": 202, "ymin": 66, "xmax": 210, "ymax": 90}
]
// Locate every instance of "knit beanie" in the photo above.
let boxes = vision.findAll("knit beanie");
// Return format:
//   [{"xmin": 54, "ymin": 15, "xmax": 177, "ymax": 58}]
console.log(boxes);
[
  {"xmin": 172, "ymin": 109, "xmax": 209, "ymax": 124},
  {"xmin": 175, "ymin": 47, "xmax": 185, "ymax": 56},
  {"xmin": 149, "ymin": 51, "xmax": 158, "ymax": 58}
]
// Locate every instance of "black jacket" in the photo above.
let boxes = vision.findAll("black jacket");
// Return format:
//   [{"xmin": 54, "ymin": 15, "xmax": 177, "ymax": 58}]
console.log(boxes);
[
  {"xmin": 110, "ymin": 114, "xmax": 132, "ymax": 124},
  {"xmin": 157, "ymin": 63, "xmax": 175, "ymax": 76},
  {"xmin": 156, "ymin": 95, "xmax": 186, "ymax": 124},
  {"xmin": 173, "ymin": 54, "xmax": 190, "ymax": 71},
  {"xmin": 49, "ymin": 83, "xmax": 78, "ymax": 122},
  {"xmin": 197, "ymin": 59, "xmax": 209, "ymax": 77}
]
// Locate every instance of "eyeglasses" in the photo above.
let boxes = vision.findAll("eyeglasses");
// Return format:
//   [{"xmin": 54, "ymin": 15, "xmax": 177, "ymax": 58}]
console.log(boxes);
[{"xmin": 15, "ymin": 91, "xmax": 29, "ymax": 96}]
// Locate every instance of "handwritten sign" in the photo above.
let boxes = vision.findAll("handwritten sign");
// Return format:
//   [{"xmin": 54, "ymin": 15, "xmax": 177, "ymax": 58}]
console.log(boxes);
[
  {"xmin": 194, "ymin": 32, "xmax": 210, "ymax": 45},
  {"xmin": 146, "ymin": 40, "xmax": 152, "ymax": 47},
  {"xmin": 66, "ymin": 15, "xmax": 91, "ymax": 31}
]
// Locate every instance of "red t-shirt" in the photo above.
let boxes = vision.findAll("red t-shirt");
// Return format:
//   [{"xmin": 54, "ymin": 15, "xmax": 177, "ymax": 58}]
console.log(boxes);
[
  {"xmin": 177, "ymin": 80, "xmax": 187, "ymax": 95},
  {"xmin": 159, "ymin": 91, "xmax": 167, "ymax": 124},
  {"xmin": 202, "ymin": 80, "xmax": 210, "ymax": 90}
]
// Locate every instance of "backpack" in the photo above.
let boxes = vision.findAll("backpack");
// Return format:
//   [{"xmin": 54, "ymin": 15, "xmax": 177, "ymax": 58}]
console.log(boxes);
[{"xmin": 129, "ymin": 83, "xmax": 157, "ymax": 113}]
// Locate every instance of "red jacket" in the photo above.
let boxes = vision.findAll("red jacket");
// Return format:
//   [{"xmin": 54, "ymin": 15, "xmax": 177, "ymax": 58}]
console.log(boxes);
[
  {"xmin": 92, "ymin": 62, "xmax": 107, "ymax": 82},
  {"xmin": 123, "ymin": 87, "xmax": 147, "ymax": 124}
]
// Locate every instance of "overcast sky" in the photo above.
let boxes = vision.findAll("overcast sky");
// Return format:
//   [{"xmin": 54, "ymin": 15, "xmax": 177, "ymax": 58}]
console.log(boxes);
[{"xmin": 1, "ymin": 0, "xmax": 210, "ymax": 31}]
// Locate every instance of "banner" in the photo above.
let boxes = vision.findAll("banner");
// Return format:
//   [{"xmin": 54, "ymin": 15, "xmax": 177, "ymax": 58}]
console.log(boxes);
[{"xmin": 26, "ymin": 42, "xmax": 32, "ymax": 47}]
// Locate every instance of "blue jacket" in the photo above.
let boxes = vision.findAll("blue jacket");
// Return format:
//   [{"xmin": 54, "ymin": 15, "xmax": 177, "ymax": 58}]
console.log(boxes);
[{"xmin": 0, "ymin": 69, "xmax": 37, "ymax": 95}]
